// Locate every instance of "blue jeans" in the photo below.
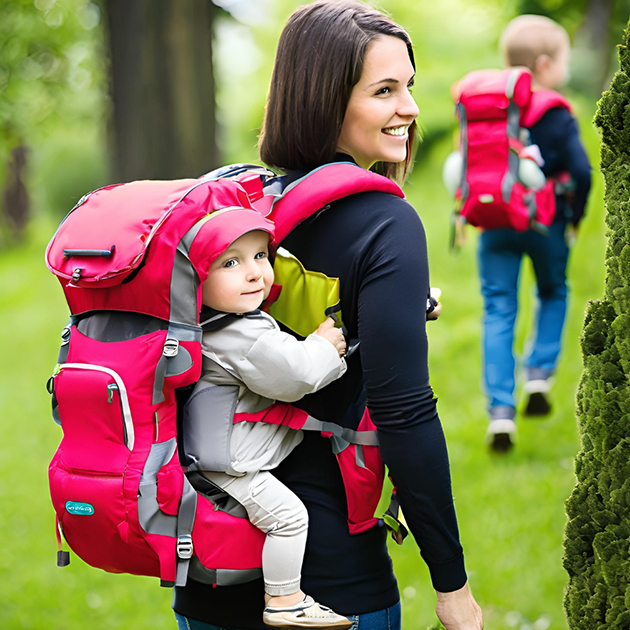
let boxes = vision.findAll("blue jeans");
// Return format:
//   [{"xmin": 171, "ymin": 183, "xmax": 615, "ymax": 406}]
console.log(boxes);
[
  {"xmin": 477, "ymin": 221, "xmax": 570, "ymax": 416},
  {"xmin": 174, "ymin": 601, "xmax": 401, "ymax": 630}
]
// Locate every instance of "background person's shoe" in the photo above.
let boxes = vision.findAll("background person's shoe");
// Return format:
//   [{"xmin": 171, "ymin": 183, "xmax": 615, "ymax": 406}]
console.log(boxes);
[
  {"xmin": 263, "ymin": 595, "xmax": 353, "ymax": 629},
  {"xmin": 486, "ymin": 418, "xmax": 517, "ymax": 453},
  {"xmin": 523, "ymin": 379, "xmax": 552, "ymax": 416}
]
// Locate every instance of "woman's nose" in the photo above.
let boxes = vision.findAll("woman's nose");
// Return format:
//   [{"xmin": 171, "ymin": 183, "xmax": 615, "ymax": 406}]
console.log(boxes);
[{"xmin": 399, "ymin": 90, "xmax": 419, "ymax": 120}]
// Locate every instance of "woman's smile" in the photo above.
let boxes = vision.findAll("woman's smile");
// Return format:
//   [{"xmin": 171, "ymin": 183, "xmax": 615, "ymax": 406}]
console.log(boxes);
[{"xmin": 382, "ymin": 125, "xmax": 410, "ymax": 138}]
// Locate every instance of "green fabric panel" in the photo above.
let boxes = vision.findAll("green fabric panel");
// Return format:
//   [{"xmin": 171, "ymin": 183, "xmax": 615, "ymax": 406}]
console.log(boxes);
[{"xmin": 269, "ymin": 250, "xmax": 342, "ymax": 338}]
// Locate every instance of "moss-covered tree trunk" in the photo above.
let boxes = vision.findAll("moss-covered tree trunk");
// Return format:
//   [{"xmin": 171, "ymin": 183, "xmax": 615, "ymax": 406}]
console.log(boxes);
[{"xmin": 563, "ymin": 18, "xmax": 630, "ymax": 630}]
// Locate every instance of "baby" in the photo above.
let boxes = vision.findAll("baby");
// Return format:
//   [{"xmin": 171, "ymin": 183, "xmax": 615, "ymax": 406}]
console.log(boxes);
[{"xmin": 195, "ymin": 206, "xmax": 351, "ymax": 629}]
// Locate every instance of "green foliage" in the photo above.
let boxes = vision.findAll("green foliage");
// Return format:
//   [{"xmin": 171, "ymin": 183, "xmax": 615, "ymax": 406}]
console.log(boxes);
[
  {"xmin": 563, "ymin": 18, "xmax": 630, "ymax": 630},
  {"xmin": 0, "ymin": 0, "xmax": 108, "ymax": 234}
]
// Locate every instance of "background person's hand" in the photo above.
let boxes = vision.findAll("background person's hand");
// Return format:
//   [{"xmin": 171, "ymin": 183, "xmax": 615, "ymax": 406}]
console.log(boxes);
[
  {"xmin": 315, "ymin": 317, "xmax": 347, "ymax": 358},
  {"xmin": 435, "ymin": 582, "xmax": 483, "ymax": 630}
]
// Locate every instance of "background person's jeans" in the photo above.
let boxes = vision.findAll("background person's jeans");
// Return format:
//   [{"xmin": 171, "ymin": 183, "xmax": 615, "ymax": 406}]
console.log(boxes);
[
  {"xmin": 174, "ymin": 600, "xmax": 401, "ymax": 630},
  {"xmin": 477, "ymin": 220, "xmax": 570, "ymax": 416}
]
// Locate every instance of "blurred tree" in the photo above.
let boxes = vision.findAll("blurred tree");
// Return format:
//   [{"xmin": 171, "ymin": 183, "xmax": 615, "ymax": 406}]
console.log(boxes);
[
  {"xmin": 563, "ymin": 17, "xmax": 630, "ymax": 630},
  {"xmin": 0, "ymin": 0, "xmax": 105, "ymax": 244},
  {"xmin": 517, "ymin": 0, "xmax": 630, "ymax": 95},
  {"xmin": 104, "ymin": 0, "xmax": 220, "ymax": 181}
]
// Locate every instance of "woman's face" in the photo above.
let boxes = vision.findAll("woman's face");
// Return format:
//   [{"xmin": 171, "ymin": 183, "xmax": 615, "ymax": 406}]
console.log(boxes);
[{"xmin": 337, "ymin": 35, "xmax": 419, "ymax": 170}]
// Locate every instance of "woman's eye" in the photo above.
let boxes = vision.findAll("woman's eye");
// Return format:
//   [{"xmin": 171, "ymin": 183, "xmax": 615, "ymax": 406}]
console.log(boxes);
[
  {"xmin": 223, "ymin": 259, "xmax": 238, "ymax": 268},
  {"xmin": 375, "ymin": 86, "xmax": 391, "ymax": 96}
]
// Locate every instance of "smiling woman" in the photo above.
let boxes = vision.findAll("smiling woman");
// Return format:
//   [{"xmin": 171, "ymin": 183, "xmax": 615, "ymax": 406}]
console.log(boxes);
[
  {"xmin": 337, "ymin": 36, "xmax": 419, "ymax": 170},
  {"xmin": 173, "ymin": 2, "xmax": 483, "ymax": 630}
]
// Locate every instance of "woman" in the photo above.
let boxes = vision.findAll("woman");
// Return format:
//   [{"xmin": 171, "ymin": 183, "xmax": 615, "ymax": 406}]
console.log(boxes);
[{"xmin": 173, "ymin": 1, "xmax": 483, "ymax": 628}]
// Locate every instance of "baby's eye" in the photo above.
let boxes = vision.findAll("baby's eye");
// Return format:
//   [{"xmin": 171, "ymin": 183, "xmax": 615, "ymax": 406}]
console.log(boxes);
[
  {"xmin": 223, "ymin": 259, "xmax": 238, "ymax": 268},
  {"xmin": 255, "ymin": 251, "xmax": 267, "ymax": 260}
]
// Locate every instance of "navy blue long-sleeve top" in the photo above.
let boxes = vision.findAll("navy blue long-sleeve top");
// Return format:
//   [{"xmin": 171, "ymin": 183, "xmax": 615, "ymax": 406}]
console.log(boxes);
[
  {"xmin": 173, "ymin": 157, "xmax": 466, "ymax": 627},
  {"xmin": 530, "ymin": 107, "xmax": 592, "ymax": 225}
]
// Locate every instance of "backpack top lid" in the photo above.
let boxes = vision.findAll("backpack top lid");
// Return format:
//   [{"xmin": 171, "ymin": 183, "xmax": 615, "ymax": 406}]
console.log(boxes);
[
  {"xmin": 456, "ymin": 68, "xmax": 533, "ymax": 120},
  {"xmin": 46, "ymin": 177, "xmax": 262, "ymax": 322}
]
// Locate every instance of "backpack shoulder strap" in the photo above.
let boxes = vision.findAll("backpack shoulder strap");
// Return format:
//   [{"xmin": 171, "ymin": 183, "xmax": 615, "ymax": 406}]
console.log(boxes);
[
  {"xmin": 268, "ymin": 162, "xmax": 404, "ymax": 244},
  {"xmin": 521, "ymin": 89, "xmax": 572, "ymax": 128}
]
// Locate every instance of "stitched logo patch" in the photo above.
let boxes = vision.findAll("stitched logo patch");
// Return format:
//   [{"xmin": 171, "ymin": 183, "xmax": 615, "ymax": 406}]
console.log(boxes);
[{"xmin": 65, "ymin": 501, "xmax": 95, "ymax": 516}]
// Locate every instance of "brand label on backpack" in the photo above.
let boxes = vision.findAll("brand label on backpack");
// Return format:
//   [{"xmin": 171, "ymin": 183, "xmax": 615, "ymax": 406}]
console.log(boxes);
[{"xmin": 65, "ymin": 501, "xmax": 95, "ymax": 516}]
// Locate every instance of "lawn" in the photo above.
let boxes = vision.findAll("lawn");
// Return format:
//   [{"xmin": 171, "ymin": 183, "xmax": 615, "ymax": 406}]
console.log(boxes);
[{"xmin": 0, "ymin": 96, "xmax": 605, "ymax": 630}]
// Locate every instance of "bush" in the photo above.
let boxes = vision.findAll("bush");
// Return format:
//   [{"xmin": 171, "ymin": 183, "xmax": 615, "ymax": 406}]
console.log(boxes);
[{"xmin": 563, "ymin": 18, "xmax": 630, "ymax": 630}]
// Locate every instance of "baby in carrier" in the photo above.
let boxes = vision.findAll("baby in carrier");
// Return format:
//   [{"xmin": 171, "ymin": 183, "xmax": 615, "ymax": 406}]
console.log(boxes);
[{"xmin": 193, "ymin": 206, "xmax": 351, "ymax": 629}]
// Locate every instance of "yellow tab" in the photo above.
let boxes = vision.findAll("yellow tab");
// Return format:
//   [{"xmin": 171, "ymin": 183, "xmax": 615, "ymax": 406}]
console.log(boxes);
[{"xmin": 268, "ymin": 249, "xmax": 342, "ymax": 338}]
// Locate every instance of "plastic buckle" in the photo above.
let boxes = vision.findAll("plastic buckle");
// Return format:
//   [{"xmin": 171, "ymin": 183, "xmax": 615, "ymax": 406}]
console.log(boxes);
[
  {"xmin": 163, "ymin": 339, "xmax": 179, "ymax": 358},
  {"xmin": 177, "ymin": 535, "xmax": 193, "ymax": 559}
]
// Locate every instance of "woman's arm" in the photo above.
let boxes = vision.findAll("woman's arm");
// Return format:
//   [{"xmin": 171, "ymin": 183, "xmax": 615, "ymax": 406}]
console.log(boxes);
[{"xmin": 357, "ymin": 202, "xmax": 467, "ymax": 592}]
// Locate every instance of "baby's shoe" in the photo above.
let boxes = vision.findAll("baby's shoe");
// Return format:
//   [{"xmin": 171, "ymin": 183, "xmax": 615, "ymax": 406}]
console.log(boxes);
[{"xmin": 263, "ymin": 595, "xmax": 352, "ymax": 629}]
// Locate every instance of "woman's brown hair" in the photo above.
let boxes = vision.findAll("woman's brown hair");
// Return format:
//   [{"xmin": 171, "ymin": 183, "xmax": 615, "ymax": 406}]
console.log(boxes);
[{"xmin": 258, "ymin": 0, "xmax": 417, "ymax": 184}]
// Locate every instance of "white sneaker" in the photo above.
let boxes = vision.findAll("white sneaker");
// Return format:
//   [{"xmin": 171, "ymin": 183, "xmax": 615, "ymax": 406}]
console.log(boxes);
[
  {"xmin": 263, "ymin": 595, "xmax": 353, "ymax": 629},
  {"xmin": 523, "ymin": 379, "xmax": 552, "ymax": 416},
  {"xmin": 486, "ymin": 418, "xmax": 517, "ymax": 453}
]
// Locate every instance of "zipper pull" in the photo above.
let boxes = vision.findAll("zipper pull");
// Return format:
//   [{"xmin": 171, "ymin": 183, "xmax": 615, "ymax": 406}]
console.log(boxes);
[{"xmin": 107, "ymin": 383, "xmax": 118, "ymax": 403}]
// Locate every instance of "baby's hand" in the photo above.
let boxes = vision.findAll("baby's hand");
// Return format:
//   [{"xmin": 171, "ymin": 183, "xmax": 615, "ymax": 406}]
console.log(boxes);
[{"xmin": 315, "ymin": 318, "xmax": 347, "ymax": 358}]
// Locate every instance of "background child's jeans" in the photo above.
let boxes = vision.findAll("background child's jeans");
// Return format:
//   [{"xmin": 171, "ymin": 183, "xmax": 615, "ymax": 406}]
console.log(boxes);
[
  {"xmin": 477, "ymin": 220, "xmax": 570, "ymax": 416},
  {"xmin": 174, "ymin": 600, "xmax": 401, "ymax": 630}
]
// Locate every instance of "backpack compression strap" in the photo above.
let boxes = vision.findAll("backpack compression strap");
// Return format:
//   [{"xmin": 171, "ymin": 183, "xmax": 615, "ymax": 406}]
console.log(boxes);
[
  {"xmin": 268, "ymin": 162, "xmax": 404, "ymax": 246},
  {"xmin": 521, "ymin": 89, "xmax": 571, "ymax": 128}
]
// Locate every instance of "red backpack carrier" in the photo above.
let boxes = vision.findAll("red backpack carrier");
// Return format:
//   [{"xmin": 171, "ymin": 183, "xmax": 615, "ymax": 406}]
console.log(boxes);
[
  {"xmin": 45, "ymin": 163, "xmax": 403, "ymax": 588},
  {"xmin": 449, "ymin": 68, "xmax": 571, "ymax": 233}
]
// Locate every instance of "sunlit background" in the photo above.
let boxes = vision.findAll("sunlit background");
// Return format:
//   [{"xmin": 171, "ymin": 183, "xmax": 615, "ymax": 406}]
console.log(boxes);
[{"xmin": 0, "ymin": 0, "xmax": 628, "ymax": 628}]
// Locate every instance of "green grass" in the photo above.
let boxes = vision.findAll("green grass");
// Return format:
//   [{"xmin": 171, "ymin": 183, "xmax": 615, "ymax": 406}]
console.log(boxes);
[{"xmin": 0, "ymin": 99, "xmax": 605, "ymax": 629}]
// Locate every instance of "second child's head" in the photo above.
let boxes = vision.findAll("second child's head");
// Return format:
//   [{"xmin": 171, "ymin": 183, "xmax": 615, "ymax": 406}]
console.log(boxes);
[
  {"xmin": 201, "ymin": 210, "xmax": 275, "ymax": 315},
  {"xmin": 500, "ymin": 15, "xmax": 570, "ymax": 90}
]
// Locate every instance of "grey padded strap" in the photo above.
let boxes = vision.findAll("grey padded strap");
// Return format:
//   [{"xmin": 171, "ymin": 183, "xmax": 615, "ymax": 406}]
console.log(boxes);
[{"xmin": 301, "ymin": 416, "xmax": 379, "ymax": 446}]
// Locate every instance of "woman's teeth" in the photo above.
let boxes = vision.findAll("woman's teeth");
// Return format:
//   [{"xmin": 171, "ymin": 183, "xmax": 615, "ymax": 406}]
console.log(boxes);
[{"xmin": 382, "ymin": 126, "xmax": 408, "ymax": 136}]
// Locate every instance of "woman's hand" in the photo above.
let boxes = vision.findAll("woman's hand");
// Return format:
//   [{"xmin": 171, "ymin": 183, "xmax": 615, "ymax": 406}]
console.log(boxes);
[
  {"xmin": 427, "ymin": 302, "xmax": 443, "ymax": 320},
  {"xmin": 435, "ymin": 582, "xmax": 483, "ymax": 630},
  {"xmin": 315, "ymin": 317, "xmax": 347, "ymax": 358}
]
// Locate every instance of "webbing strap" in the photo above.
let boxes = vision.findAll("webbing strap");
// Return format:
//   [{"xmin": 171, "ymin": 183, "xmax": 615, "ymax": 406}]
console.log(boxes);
[
  {"xmin": 175, "ymin": 476, "xmax": 198, "ymax": 587},
  {"xmin": 301, "ymin": 416, "xmax": 379, "ymax": 446},
  {"xmin": 55, "ymin": 514, "xmax": 70, "ymax": 567}
]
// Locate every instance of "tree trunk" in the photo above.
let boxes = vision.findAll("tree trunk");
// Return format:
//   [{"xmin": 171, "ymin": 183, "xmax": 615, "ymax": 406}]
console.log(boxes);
[
  {"xmin": 1, "ymin": 144, "xmax": 30, "ymax": 246},
  {"xmin": 563, "ymin": 18, "xmax": 630, "ymax": 630},
  {"xmin": 105, "ymin": 0, "xmax": 219, "ymax": 181},
  {"xmin": 574, "ymin": 0, "xmax": 614, "ymax": 95}
]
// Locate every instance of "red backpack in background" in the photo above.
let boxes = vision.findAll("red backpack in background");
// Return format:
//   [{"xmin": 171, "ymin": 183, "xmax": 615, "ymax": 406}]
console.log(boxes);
[{"xmin": 444, "ymin": 68, "xmax": 571, "ymax": 235}]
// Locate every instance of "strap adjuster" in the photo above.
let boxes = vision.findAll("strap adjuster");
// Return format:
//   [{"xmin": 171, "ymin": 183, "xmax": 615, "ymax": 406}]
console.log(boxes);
[
  {"xmin": 177, "ymin": 534, "xmax": 193, "ymax": 559},
  {"xmin": 163, "ymin": 339, "xmax": 179, "ymax": 358}
]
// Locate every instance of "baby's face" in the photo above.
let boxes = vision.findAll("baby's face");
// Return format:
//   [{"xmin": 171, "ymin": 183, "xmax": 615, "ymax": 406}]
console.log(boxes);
[{"xmin": 202, "ymin": 230, "xmax": 274, "ymax": 314}]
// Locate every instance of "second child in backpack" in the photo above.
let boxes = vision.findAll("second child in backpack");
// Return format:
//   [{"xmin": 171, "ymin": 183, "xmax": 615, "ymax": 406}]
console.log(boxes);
[
  {"xmin": 477, "ymin": 15, "xmax": 591, "ymax": 450},
  {"xmin": 192, "ymin": 206, "xmax": 351, "ymax": 629}
]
